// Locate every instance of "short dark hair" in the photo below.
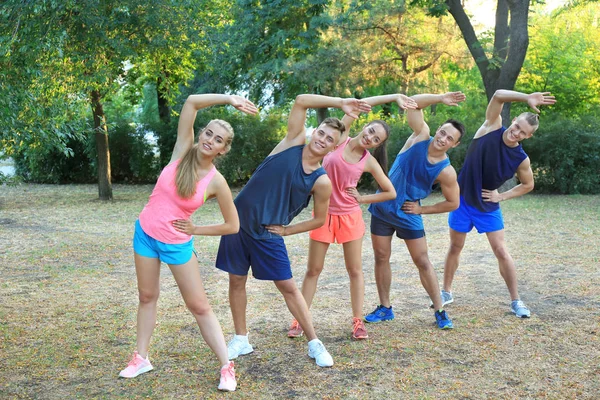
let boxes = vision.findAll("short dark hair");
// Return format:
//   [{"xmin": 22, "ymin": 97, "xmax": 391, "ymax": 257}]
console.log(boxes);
[
  {"xmin": 442, "ymin": 118, "xmax": 466, "ymax": 140},
  {"xmin": 321, "ymin": 117, "xmax": 345, "ymax": 135}
]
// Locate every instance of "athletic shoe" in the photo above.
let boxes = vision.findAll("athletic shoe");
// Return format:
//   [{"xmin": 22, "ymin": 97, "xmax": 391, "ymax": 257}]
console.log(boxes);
[
  {"xmin": 435, "ymin": 310, "xmax": 454, "ymax": 330},
  {"xmin": 119, "ymin": 351, "xmax": 153, "ymax": 378},
  {"xmin": 308, "ymin": 339, "xmax": 334, "ymax": 367},
  {"xmin": 218, "ymin": 361, "xmax": 236, "ymax": 392},
  {"xmin": 364, "ymin": 305, "xmax": 395, "ymax": 323},
  {"xmin": 227, "ymin": 335, "xmax": 254, "ymax": 360},
  {"xmin": 287, "ymin": 319, "xmax": 304, "ymax": 338},
  {"xmin": 429, "ymin": 290, "xmax": 454, "ymax": 308},
  {"xmin": 511, "ymin": 300, "xmax": 531, "ymax": 318},
  {"xmin": 351, "ymin": 317, "xmax": 368, "ymax": 340}
]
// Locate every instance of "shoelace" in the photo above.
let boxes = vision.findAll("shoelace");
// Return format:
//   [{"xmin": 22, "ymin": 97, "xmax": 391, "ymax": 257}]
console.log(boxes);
[
  {"xmin": 352, "ymin": 318, "xmax": 364, "ymax": 335},
  {"xmin": 128, "ymin": 354, "xmax": 143, "ymax": 368},
  {"xmin": 514, "ymin": 301, "xmax": 526, "ymax": 309},
  {"xmin": 222, "ymin": 363, "xmax": 235, "ymax": 380},
  {"xmin": 291, "ymin": 320, "xmax": 301, "ymax": 331}
]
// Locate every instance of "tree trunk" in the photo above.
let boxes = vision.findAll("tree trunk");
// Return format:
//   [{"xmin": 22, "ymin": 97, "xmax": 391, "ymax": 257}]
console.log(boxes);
[
  {"xmin": 157, "ymin": 72, "xmax": 170, "ymax": 124},
  {"xmin": 316, "ymin": 108, "xmax": 329, "ymax": 125},
  {"xmin": 91, "ymin": 90, "xmax": 113, "ymax": 200}
]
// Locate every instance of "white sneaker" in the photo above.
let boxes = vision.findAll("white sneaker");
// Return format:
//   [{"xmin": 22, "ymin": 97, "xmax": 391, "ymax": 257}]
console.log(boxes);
[
  {"xmin": 308, "ymin": 339, "xmax": 333, "ymax": 368},
  {"xmin": 227, "ymin": 334, "xmax": 254, "ymax": 360}
]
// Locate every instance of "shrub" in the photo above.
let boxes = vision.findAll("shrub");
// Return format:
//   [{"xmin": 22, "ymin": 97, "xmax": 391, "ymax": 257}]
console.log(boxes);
[{"xmin": 523, "ymin": 116, "xmax": 600, "ymax": 194}]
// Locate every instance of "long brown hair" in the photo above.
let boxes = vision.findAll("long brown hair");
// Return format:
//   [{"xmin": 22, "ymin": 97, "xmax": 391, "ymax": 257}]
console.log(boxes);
[
  {"xmin": 368, "ymin": 120, "xmax": 391, "ymax": 176},
  {"xmin": 175, "ymin": 119, "xmax": 234, "ymax": 198}
]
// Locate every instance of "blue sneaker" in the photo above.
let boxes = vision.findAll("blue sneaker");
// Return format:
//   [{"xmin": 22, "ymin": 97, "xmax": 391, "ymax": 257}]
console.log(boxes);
[
  {"xmin": 511, "ymin": 300, "xmax": 531, "ymax": 318},
  {"xmin": 364, "ymin": 305, "xmax": 395, "ymax": 323},
  {"xmin": 435, "ymin": 310, "xmax": 454, "ymax": 329}
]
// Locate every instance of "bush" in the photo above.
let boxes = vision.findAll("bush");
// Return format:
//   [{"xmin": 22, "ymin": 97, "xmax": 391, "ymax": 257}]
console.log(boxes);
[{"xmin": 523, "ymin": 116, "xmax": 600, "ymax": 194}]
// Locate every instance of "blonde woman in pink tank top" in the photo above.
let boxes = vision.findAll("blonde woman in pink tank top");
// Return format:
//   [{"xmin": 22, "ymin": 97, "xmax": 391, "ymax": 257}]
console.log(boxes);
[
  {"xmin": 287, "ymin": 95, "xmax": 417, "ymax": 341},
  {"xmin": 119, "ymin": 94, "xmax": 257, "ymax": 392}
]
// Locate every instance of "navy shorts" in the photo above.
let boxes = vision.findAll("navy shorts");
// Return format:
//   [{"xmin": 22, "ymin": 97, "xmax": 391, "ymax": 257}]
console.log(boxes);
[
  {"xmin": 215, "ymin": 229, "xmax": 292, "ymax": 281},
  {"xmin": 370, "ymin": 214, "xmax": 425, "ymax": 240}
]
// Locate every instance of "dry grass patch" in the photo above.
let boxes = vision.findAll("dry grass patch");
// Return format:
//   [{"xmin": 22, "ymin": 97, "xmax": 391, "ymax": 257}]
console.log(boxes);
[{"xmin": 1, "ymin": 184, "xmax": 599, "ymax": 399}]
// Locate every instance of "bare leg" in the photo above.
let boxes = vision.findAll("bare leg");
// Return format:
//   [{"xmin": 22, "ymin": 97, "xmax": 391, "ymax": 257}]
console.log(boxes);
[
  {"xmin": 371, "ymin": 234, "xmax": 393, "ymax": 307},
  {"xmin": 486, "ymin": 230, "xmax": 520, "ymax": 301},
  {"xmin": 342, "ymin": 238, "xmax": 365, "ymax": 319},
  {"xmin": 275, "ymin": 279, "xmax": 317, "ymax": 341},
  {"xmin": 134, "ymin": 253, "xmax": 161, "ymax": 358},
  {"xmin": 443, "ymin": 228, "xmax": 467, "ymax": 293},
  {"xmin": 228, "ymin": 273, "xmax": 249, "ymax": 336},
  {"xmin": 168, "ymin": 257, "xmax": 228, "ymax": 366},
  {"xmin": 300, "ymin": 239, "xmax": 330, "ymax": 309},
  {"xmin": 404, "ymin": 238, "xmax": 443, "ymax": 311}
]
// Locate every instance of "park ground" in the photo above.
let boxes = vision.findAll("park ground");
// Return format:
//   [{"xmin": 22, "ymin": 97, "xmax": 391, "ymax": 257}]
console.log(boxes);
[{"xmin": 1, "ymin": 184, "xmax": 599, "ymax": 399}]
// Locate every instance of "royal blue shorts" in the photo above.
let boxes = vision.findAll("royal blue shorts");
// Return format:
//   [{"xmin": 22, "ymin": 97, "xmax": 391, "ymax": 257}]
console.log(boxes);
[
  {"xmin": 370, "ymin": 214, "xmax": 425, "ymax": 240},
  {"xmin": 215, "ymin": 229, "xmax": 292, "ymax": 281},
  {"xmin": 133, "ymin": 220, "xmax": 195, "ymax": 265},
  {"xmin": 448, "ymin": 197, "xmax": 504, "ymax": 234}
]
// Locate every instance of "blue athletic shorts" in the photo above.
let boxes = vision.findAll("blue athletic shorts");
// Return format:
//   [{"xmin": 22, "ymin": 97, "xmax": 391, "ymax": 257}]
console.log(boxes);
[
  {"xmin": 215, "ymin": 229, "xmax": 292, "ymax": 281},
  {"xmin": 448, "ymin": 197, "xmax": 504, "ymax": 233},
  {"xmin": 133, "ymin": 220, "xmax": 195, "ymax": 265},
  {"xmin": 370, "ymin": 214, "xmax": 425, "ymax": 240}
]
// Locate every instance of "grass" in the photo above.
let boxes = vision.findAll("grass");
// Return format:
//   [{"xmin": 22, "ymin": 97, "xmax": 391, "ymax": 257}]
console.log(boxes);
[{"xmin": 1, "ymin": 184, "xmax": 599, "ymax": 399}]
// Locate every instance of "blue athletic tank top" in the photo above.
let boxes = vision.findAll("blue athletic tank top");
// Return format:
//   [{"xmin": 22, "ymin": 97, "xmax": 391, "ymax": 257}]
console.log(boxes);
[
  {"xmin": 369, "ymin": 138, "xmax": 450, "ymax": 230},
  {"xmin": 235, "ymin": 145, "xmax": 327, "ymax": 239},
  {"xmin": 458, "ymin": 127, "xmax": 528, "ymax": 212}
]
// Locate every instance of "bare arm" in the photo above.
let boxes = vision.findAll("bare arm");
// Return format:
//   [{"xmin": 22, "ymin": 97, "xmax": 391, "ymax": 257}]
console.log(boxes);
[
  {"xmin": 276, "ymin": 95, "xmax": 371, "ymax": 153},
  {"xmin": 172, "ymin": 94, "xmax": 257, "ymax": 162},
  {"xmin": 482, "ymin": 158, "xmax": 534, "ymax": 203},
  {"xmin": 476, "ymin": 90, "xmax": 556, "ymax": 139},
  {"xmin": 264, "ymin": 175, "xmax": 332, "ymax": 236},
  {"xmin": 171, "ymin": 172, "xmax": 240, "ymax": 236},
  {"xmin": 402, "ymin": 92, "xmax": 466, "ymax": 153},
  {"xmin": 401, "ymin": 166, "xmax": 460, "ymax": 215},
  {"xmin": 346, "ymin": 156, "xmax": 396, "ymax": 204}
]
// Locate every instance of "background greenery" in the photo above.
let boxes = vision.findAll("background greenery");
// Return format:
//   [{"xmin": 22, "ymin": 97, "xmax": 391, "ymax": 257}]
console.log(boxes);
[{"xmin": 1, "ymin": 1, "xmax": 599, "ymax": 193}]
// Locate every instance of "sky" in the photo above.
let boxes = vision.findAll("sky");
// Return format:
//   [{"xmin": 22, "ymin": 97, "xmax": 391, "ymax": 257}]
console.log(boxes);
[{"xmin": 466, "ymin": 0, "xmax": 570, "ymax": 31}]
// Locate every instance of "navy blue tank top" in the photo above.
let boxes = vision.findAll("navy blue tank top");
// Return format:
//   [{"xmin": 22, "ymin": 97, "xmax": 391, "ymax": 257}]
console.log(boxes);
[
  {"xmin": 458, "ymin": 127, "xmax": 528, "ymax": 212},
  {"xmin": 369, "ymin": 138, "xmax": 450, "ymax": 230},
  {"xmin": 235, "ymin": 145, "xmax": 327, "ymax": 239}
]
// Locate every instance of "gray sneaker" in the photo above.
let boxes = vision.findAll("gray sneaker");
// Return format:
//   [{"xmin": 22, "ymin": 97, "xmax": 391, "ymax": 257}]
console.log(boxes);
[
  {"xmin": 430, "ymin": 290, "xmax": 454, "ymax": 308},
  {"xmin": 511, "ymin": 300, "xmax": 531, "ymax": 318}
]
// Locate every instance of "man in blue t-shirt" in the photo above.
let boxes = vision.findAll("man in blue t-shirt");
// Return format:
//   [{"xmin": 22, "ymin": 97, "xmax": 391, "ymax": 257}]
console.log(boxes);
[
  {"xmin": 441, "ymin": 90, "xmax": 556, "ymax": 318},
  {"xmin": 361, "ymin": 92, "xmax": 466, "ymax": 330},
  {"xmin": 216, "ymin": 94, "xmax": 370, "ymax": 368}
]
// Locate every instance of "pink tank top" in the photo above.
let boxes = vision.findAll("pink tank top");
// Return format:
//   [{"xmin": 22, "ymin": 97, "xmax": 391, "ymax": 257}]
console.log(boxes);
[
  {"xmin": 322, "ymin": 137, "xmax": 370, "ymax": 215},
  {"xmin": 139, "ymin": 160, "xmax": 217, "ymax": 244}
]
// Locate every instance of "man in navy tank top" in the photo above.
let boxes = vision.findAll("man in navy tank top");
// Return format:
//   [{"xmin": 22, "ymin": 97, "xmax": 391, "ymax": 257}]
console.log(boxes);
[
  {"xmin": 362, "ymin": 92, "xmax": 467, "ymax": 330},
  {"xmin": 441, "ymin": 90, "xmax": 556, "ymax": 318},
  {"xmin": 216, "ymin": 94, "xmax": 371, "ymax": 368}
]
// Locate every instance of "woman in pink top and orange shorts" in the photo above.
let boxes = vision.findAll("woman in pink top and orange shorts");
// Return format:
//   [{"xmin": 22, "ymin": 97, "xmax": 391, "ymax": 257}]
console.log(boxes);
[
  {"xmin": 287, "ymin": 95, "xmax": 417, "ymax": 340},
  {"xmin": 119, "ymin": 94, "xmax": 257, "ymax": 392}
]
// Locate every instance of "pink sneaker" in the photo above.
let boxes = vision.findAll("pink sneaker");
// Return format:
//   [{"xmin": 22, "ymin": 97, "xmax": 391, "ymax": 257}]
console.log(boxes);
[
  {"xmin": 218, "ymin": 361, "xmax": 237, "ymax": 392},
  {"xmin": 287, "ymin": 319, "xmax": 304, "ymax": 338},
  {"xmin": 352, "ymin": 317, "xmax": 368, "ymax": 340},
  {"xmin": 119, "ymin": 351, "xmax": 153, "ymax": 378}
]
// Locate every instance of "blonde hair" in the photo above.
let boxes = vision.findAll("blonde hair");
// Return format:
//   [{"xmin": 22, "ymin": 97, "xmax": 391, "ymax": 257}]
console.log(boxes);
[
  {"xmin": 519, "ymin": 112, "xmax": 540, "ymax": 132},
  {"xmin": 175, "ymin": 119, "xmax": 234, "ymax": 198}
]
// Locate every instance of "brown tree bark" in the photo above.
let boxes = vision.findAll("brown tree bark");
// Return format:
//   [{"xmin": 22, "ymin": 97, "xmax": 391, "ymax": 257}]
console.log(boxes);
[{"xmin": 91, "ymin": 89, "xmax": 113, "ymax": 200}]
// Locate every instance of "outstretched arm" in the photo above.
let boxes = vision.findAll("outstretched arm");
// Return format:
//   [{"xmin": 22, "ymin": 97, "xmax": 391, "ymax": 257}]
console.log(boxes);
[
  {"xmin": 171, "ymin": 172, "xmax": 240, "ymax": 236},
  {"xmin": 279, "ymin": 95, "xmax": 371, "ymax": 152},
  {"xmin": 476, "ymin": 90, "xmax": 556, "ymax": 139},
  {"xmin": 482, "ymin": 158, "xmax": 534, "ymax": 203},
  {"xmin": 346, "ymin": 156, "xmax": 396, "ymax": 204},
  {"xmin": 401, "ymin": 166, "xmax": 460, "ymax": 215},
  {"xmin": 172, "ymin": 94, "xmax": 257, "ymax": 162},
  {"xmin": 264, "ymin": 175, "xmax": 332, "ymax": 236},
  {"xmin": 401, "ymin": 92, "xmax": 466, "ymax": 153}
]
